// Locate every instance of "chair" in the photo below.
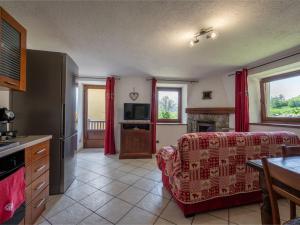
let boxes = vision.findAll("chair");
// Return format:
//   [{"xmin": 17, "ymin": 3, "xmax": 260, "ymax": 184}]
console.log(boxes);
[
  {"xmin": 282, "ymin": 145, "xmax": 300, "ymax": 219},
  {"xmin": 262, "ymin": 157, "xmax": 300, "ymax": 225},
  {"xmin": 282, "ymin": 145, "xmax": 300, "ymax": 157}
]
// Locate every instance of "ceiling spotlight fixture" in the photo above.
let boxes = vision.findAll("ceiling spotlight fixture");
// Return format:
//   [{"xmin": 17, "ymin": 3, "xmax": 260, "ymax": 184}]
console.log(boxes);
[{"xmin": 189, "ymin": 27, "xmax": 218, "ymax": 46}]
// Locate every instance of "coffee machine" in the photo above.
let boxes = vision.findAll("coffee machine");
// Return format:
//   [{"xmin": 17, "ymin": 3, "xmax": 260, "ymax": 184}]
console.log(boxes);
[{"xmin": 0, "ymin": 107, "xmax": 17, "ymax": 141}]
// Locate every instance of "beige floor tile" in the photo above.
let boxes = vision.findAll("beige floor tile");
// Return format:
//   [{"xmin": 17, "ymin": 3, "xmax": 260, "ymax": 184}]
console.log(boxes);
[
  {"xmin": 145, "ymin": 171, "xmax": 162, "ymax": 182},
  {"xmin": 208, "ymin": 208, "xmax": 229, "ymax": 221},
  {"xmin": 100, "ymin": 181, "xmax": 129, "ymax": 196},
  {"xmin": 160, "ymin": 201, "xmax": 193, "ymax": 225},
  {"xmin": 229, "ymin": 206, "xmax": 261, "ymax": 225},
  {"xmin": 154, "ymin": 218, "xmax": 175, "ymax": 225},
  {"xmin": 151, "ymin": 182, "xmax": 172, "ymax": 199},
  {"xmin": 96, "ymin": 198, "xmax": 133, "ymax": 223},
  {"xmin": 118, "ymin": 186, "xmax": 148, "ymax": 204},
  {"xmin": 117, "ymin": 173, "xmax": 141, "ymax": 185},
  {"xmin": 68, "ymin": 179, "xmax": 86, "ymax": 191},
  {"xmin": 130, "ymin": 167, "xmax": 151, "ymax": 176},
  {"xmin": 117, "ymin": 207, "xmax": 157, "ymax": 225},
  {"xmin": 133, "ymin": 178, "xmax": 158, "ymax": 191},
  {"xmin": 137, "ymin": 193, "xmax": 169, "ymax": 215},
  {"xmin": 42, "ymin": 195, "xmax": 76, "ymax": 219},
  {"xmin": 65, "ymin": 183, "xmax": 97, "ymax": 201},
  {"xmin": 193, "ymin": 214, "xmax": 228, "ymax": 225},
  {"xmin": 76, "ymin": 171, "xmax": 100, "ymax": 183},
  {"xmin": 48, "ymin": 203, "xmax": 92, "ymax": 225},
  {"xmin": 80, "ymin": 190, "xmax": 113, "ymax": 211},
  {"xmin": 87, "ymin": 175, "xmax": 113, "ymax": 189},
  {"xmin": 118, "ymin": 164, "xmax": 137, "ymax": 172},
  {"xmin": 79, "ymin": 213, "xmax": 112, "ymax": 225}
]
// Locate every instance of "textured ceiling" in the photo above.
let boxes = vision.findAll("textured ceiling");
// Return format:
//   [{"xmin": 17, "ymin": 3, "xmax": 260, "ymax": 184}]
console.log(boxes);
[{"xmin": 1, "ymin": 1, "xmax": 300, "ymax": 79}]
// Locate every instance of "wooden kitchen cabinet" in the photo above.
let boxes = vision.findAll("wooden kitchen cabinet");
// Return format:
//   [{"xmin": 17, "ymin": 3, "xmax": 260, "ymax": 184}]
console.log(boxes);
[
  {"xmin": 0, "ymin": 7, "xmax": 26, "ymax": 91},
  {"xmin": 25, "ymin": 140, "xmax": 50, "ymax": 225}
]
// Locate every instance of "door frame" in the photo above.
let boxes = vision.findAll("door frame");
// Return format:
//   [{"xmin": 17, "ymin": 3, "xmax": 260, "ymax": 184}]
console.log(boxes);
[{"xmin": 83, "ymin": 84, "xmax": 106, "ymax": 148}]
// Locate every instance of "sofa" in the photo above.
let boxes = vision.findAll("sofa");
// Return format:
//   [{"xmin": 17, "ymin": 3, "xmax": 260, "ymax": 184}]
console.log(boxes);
[{"xmin": 156, "ymin": 131, "xmax": 300, "ymax": 216}]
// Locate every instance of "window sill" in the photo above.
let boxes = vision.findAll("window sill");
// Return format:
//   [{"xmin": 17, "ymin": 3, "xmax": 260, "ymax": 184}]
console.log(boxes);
[
  {"xmin": 250, "ymin": 122, "xmax": 300, "ymax": 128},
  {"xmin": 157, "ymin": 123, "xmax": 188, "ymax": 126}
]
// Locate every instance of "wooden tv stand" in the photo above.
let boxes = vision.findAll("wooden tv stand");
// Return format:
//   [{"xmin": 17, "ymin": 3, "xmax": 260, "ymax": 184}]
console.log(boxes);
[{"xmin": 119, "ymin": 122, "xmax": 152, "ymax": 159}]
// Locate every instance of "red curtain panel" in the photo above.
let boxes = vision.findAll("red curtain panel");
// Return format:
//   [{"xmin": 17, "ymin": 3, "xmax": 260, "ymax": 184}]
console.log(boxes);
[
  {"xmin": 235, "ymin": 68, "xmax": 249, "ymax": 132},
  {"xmin": 151, "ymin": 79, "xmax": 157, "ymax": 153},
  {"xmin": 104, "ymin": 77, "xmax": 116, "ymax": 155}
]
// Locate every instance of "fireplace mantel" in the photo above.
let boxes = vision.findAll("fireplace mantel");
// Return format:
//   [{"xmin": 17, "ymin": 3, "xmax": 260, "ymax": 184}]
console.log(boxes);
[{"xmin": 186, "ymin": 107, "xmax": 235, "ymax": 114}]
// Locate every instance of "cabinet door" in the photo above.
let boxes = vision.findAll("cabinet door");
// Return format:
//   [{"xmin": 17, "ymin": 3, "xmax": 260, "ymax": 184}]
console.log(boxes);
[{"xmin": 0, "ymin": 7, "xmax": 26, "ymax": 91}]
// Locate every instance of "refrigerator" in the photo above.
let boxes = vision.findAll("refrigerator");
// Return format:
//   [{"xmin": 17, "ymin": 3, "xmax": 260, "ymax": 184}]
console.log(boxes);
[{"xmin": 11, "ymin": 49, "xmax": 78, "ymax": 194}]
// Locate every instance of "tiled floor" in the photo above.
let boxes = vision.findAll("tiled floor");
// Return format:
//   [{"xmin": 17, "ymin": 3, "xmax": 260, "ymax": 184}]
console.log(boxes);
[{"xmin": 36, "ymin": 149, "xmax": 297, "ymax": 225}]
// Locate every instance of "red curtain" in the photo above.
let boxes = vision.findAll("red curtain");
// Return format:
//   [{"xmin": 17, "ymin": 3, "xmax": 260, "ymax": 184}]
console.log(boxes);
[
  {"xmin": 151, "ymin": 79, "xmax": 157, "ymax": 153},
  {"xmin": 235, "ymin": 68, "xmax": 249, "ymax": 132},
  {"xmin": 104, "ymin": 77, "xmax": 116, "ymax": 155}
]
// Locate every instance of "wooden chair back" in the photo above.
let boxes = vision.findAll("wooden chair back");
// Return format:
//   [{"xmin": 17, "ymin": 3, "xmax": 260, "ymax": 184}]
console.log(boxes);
[
  {"xmin": 282, "ymin": 145, "xmax": 300, "ymax": 157},
  {"xmin": 262, "ymin": 157, "xmax": 300, "ymax": 225}
]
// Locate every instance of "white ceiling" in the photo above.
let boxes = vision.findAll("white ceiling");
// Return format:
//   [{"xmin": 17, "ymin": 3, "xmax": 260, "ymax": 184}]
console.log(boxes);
[{"xmin": 1, "ymin": 1, "xmax": 300, "ymax": 79}]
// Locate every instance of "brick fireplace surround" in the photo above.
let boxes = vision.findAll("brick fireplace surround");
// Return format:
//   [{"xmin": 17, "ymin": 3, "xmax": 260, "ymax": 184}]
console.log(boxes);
[{"xmin": 186, "ymin": 108, "xmax": 235, "ymax": 133}]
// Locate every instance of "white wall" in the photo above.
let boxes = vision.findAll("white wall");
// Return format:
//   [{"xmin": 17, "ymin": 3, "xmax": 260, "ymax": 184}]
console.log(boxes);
[
  {"xmin": 0, "ymin": 88, "xmax": 10, "ymax": 108},
  {"xmin": 248, "ymin": 53, "xmax": 300, "ymax": 136},
  {"xmin": 156, "ymin": 124, "xmax": 187, "ymax": 149},
  {"xmin": 114, "ymin": 76, "xmax": 152, "ymax": 151},
  {"xmin": 188, "ymin": 74, "xmax": 235, "ymax": 129}
]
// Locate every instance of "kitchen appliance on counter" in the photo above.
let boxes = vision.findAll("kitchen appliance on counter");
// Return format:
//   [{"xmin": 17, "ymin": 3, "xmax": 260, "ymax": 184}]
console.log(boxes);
[
  {"xmin": 11, "ymin": 49, "xmax": 78, "ymax": 194},
  {"xmin": 0, "ymin": 108, "xmax": 20, "ymax": 151}
]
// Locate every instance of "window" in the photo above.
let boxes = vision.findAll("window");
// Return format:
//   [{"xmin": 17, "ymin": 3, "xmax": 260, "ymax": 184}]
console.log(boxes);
[
  {"xmin": 261, "ymin": 71, "xmax": 300, "ymax": 123},
  {"xmin": 157, "ymin": 87, "xmax": 182, "ymax": 123}
]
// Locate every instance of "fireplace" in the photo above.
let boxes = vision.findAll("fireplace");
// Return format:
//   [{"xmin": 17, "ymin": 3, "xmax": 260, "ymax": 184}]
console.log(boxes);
[
  {"xmin": 197, "ymin": 121, "xmax": 216, "ymax": 132},
  {"xmin": 186, "ymin": 107, "xmax": 235, "ymax": 133}
]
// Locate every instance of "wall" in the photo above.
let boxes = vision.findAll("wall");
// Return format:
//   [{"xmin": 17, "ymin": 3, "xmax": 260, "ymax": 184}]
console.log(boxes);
[
  {"xmin": 114, "ymin": 77, "xmax": 189, "ymax": 152},
  {"xmin": 248, "ymin": 53, "xmax": 300, "ymax": 136},
  {"xmin": 0, "ymin": 88, "xmax": 10, "ymax": 108},
  {"xmin": 188, "ymin": 74, "xmax": 235, "ymax": 129},
  {"xmin": 156, "ymin": 124, "xmax": 187, "ymax": 149},
  {"xmin": 114, "ymin": 76, "xmax": 152, "ymax": 151}
]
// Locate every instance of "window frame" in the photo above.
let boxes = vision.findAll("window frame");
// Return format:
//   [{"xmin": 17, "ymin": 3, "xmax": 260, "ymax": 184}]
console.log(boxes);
[
  {"xmin": 260, "ymin": 71, "xmax": 300, "ymax": 124},
  {"xmin": 156, "ymin": 87, "xmax": 182, "ymax": 123}
]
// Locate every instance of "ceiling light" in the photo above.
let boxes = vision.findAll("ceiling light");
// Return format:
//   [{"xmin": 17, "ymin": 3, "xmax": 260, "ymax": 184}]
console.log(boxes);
[
  {"xmin": 206, "ymin": 31, "xmax": 218, "ymax": 40},
  {"xmin": 189, "ymin": 38, "xmax": 199, "ymax": 47},
  {"xmin": 189, "ymin": 27, "xmax": 218, "ymax": 46}
]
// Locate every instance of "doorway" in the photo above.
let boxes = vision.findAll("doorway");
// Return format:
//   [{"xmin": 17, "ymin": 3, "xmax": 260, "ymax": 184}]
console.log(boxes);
[{"xmin": 83, "ymin": 85, "xmax": 106, "ymax": 148}]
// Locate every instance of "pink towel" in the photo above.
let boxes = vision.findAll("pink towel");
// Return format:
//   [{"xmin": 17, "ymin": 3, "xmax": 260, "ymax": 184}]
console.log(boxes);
[{"xmin": 0, "ymin": 167, "xmax": 25, "ymax": 224}]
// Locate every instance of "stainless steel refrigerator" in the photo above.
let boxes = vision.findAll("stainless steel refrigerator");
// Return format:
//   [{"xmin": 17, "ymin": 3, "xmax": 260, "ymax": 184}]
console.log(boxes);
[{"xmin": 11, "ymin": 49, "xmax": 78, "ymax": 194}]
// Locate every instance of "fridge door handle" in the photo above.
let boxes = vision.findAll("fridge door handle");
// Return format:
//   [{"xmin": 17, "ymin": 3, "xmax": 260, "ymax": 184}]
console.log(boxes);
[{"xmin": 61, "ymin": 103, "xmax": 65, "ymax": 136}]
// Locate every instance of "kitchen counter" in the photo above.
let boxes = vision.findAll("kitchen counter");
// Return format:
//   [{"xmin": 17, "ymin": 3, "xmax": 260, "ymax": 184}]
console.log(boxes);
[{"xmin": 0, "ymin": 135, "xmax": 52, "ymax": 158}]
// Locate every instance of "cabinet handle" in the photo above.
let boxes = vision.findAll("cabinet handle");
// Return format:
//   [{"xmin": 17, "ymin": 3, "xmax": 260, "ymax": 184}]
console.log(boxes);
[
  {"xmin": 35, "ymin": 181, "xmax": 46, "ymax": 191},
  {"xmin": 4, "ymin": 81, "xmax": 18, "ymax": 86},
  {"xmin": 35, "ymin": 165, "xmax": 46, "ymax": 172},
  {"xmin": 35, "ymin": 148, "xmax": 46, "ymax": 155},
  {"xmin": 34, "ymin": 198, "xmax": 46, "ymax": 208}
]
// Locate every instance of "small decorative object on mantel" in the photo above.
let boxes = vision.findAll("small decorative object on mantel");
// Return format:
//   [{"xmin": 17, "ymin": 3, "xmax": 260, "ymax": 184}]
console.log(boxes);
[
  {"xmin": 129, "ymin": 88, "xmax": 139, "ymax": 101},
  {"xmin": 202, "ymin": 91, "xmax": 212, "ymax": 100}
]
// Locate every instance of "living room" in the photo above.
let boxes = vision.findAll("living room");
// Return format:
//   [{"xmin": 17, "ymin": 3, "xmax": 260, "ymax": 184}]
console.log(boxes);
[{"xmin": 0, "ymin": 1, "xmax": 300, "ymax": 225}]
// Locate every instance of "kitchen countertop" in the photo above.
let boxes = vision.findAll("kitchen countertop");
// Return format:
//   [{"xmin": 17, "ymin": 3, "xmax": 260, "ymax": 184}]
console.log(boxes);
[{"xmin": 0, "ymin": 135, "xmax": 52, "ymax": 158}]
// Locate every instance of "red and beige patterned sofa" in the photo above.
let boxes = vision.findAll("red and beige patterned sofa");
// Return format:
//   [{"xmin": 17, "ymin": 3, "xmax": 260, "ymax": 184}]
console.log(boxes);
[{"xmin": 156, "ymin": 131, "xmax": 300, "ymax": 216}]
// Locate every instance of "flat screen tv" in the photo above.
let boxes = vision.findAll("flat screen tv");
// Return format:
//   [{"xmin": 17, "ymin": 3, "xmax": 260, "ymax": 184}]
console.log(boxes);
[{"xmin": 124, "ymin": 103, "xmax": 150, "ymax": 120}]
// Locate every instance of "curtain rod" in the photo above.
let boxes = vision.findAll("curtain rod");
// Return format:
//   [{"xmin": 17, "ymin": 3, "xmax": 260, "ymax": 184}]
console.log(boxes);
[
  {"xmin": 227, "ymin": 51, "xmax": 300, "ymax": 77},
  {"xmin": 75, "ymin": 76, "xmax": 121, "ymax": 80},
  {"xmin": 146, "ymin": 78, "xmax": 198, "ymax": 83}
]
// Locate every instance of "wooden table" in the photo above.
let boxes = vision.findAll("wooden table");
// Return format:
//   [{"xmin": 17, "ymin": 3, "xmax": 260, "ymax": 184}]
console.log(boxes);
[{"xmin": 247, "ymin": 156, "xmax": 300, "ymax": 225}]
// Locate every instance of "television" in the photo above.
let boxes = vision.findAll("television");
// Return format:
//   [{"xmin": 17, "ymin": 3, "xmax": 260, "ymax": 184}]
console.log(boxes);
[{"xmin": 124, "ymin": 103, "xmax": 150, "ymax": 120}]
